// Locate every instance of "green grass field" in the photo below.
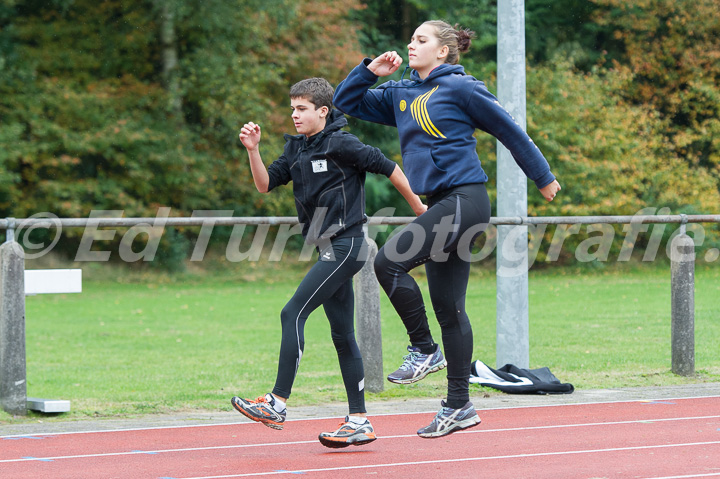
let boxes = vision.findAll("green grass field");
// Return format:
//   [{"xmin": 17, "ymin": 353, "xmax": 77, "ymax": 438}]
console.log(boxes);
[{"xmin": 2, "ymin": 261, "xmax": 719, "ymax": 424}]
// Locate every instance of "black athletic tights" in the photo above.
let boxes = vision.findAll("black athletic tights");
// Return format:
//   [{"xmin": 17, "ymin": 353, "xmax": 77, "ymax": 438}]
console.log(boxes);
[
  {"xmin": 374, "ymin": 183, "xmax": 491, "ymax": 409},
  {"xmin": 272, "ymin": 236, "xmax": 367, "ymax": 414}
]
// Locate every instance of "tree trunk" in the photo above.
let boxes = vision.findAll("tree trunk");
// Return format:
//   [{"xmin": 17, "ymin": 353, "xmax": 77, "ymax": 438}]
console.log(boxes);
[{"xmin": 157, "ymin": 0, "xmax": 182, "ymax": 118}]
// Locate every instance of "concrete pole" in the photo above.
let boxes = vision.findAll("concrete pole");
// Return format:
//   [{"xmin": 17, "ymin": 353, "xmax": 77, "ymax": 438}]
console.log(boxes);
[
  {"xmin": 670, "ymin": 231, "xmax": 695, "ymax": 376},
  {"xmin": 496, "ymin": 0, "xmax": 529, "ymax": 368},
  {"xmin": 0, "ymin": 241, "xmax": 27, "ymax": 415},
  {"xmin": 354, "ymin": 231, "xmax": 383, "ymax": 393}
]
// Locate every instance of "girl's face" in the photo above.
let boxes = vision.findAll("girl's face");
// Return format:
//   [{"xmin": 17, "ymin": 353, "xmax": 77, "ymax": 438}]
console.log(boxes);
[
  {"xmin": 407, "ymin": 24, "xmax": 448, "ymax": 79},
  {"xmin": 290, "ymin": 97, "xmax": 328, "ymax": 137}
]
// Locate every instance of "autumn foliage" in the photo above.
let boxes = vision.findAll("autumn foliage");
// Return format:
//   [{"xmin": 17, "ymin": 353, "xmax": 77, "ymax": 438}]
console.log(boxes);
[{"xmin": 1, "ymin": 0, "xmax": 718, "ymax": 266}]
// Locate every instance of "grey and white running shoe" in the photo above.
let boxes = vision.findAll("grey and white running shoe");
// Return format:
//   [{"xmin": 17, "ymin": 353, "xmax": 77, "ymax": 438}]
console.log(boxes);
[
  {"xmin": 387, "ymin": 345, "xmax": 447, "ymax": 384},
  {"xmin": 417, "ymin": 401, "xmax": 481, "ymax": 438}
]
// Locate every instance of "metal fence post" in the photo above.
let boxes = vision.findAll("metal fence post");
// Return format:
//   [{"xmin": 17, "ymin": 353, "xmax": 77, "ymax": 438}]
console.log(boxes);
[
  {"xmin": 670, "ymin": 226, "xmax": 695, "ymax": 376},
  {"xmin": 496, "ymin": 0, "xmax": 530, "ymax": 368},
  {"xmin": 0, "ymin": 241, "xmax": 27, "ymax": 415},
  {"xmin": 354, "ymin": 230, "xmax": 383, "ymax": 393}
]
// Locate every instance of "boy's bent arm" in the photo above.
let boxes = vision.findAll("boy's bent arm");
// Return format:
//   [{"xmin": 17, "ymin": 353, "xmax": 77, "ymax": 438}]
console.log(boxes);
[
  {"xmin": 239, "ymin": 122, "xmax": 270, "ymax": 193},
  {"xmin": 247, "ymin": 147, "xmax": 270, "ymax": 193},
  {"xmin": 389, "ymin": 165, "xmax": 426, "ymax": 216}
]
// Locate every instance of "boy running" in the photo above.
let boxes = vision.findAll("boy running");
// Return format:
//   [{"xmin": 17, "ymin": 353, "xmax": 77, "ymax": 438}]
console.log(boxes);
[{"xmin": 231, "ymin": 78, "xmax": 425, "ymax": 448}]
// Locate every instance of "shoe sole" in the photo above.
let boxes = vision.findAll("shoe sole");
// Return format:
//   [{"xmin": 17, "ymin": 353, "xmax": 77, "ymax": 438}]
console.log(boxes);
[
  {"xmin": 318, "ymin": 433, "xmax": 377, "ymax": 449},
  {"xmin": 231, "ymin": 397, "xmax": 284, "ymax": 430},
  {"xmin": 417, "ymin": 415, "xmax": 481, "ymax": 438},
  {"xmin": 387, "ymin": 360, "xmax": 447, "ymax": 385}
]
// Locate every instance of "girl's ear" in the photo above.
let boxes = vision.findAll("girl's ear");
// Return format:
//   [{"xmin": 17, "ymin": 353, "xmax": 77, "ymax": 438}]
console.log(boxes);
[{"xmin": 438, "ymin": 45, "xmax": 449, "ymax": 61}]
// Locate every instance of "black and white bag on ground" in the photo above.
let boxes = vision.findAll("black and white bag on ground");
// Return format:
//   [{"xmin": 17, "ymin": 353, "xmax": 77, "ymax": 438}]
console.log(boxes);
[{"xmin": 469, "ymin": 360, "xmax": 574, "ymax": 394}]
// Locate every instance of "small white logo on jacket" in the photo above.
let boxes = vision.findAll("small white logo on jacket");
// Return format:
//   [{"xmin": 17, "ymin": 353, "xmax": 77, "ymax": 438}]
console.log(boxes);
[{"xmin": 312, "ymin": 160, "xmax": 328, "ymax": 173}]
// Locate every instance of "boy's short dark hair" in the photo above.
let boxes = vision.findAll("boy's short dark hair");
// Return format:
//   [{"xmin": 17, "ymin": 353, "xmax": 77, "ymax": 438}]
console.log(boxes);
[{"xmin": 290, "ymin": 78, "xmax": 334, "ymax": 110}]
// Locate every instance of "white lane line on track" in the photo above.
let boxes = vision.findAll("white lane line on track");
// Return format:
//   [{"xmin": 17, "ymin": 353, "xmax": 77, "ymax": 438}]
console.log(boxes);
[
  {"xmin": 1, "ymin": 394, "xmax": 718, "ymax": 440},
  {"xmin": 2, "ymin": 414, "xmax": 719, "ymax": 464},
  {"xmin": 162, "ymin": 441, "xmax": 720, "ymax": 479},
  {"xmin": 643, "ymin": 474, "xmax": 720, "ymax": 479},
  {"xmin": 0, "ymin": 440, "xmax": 319, "ymax": 463}
]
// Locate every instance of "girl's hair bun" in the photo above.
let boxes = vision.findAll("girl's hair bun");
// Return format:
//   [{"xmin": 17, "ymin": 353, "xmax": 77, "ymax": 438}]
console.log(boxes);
[{"xmin": 455, "ymin": 24, "xmax": 475, "ymax": 53}]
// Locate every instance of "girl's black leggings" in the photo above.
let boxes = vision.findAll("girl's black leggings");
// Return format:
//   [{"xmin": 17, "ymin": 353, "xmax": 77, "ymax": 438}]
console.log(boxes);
[
  {"xmin": 374, "ymin": 183, "xmax": 491, "ymax": 409},
  {"xmin": 272, "ymin": 236, "xmax": 367, "ymax": 413}
]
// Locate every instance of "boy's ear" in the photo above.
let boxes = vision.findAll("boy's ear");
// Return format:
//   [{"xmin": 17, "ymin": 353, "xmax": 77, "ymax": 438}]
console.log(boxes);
[{"xmin": 319, "ymin": 106, "xmax": 329, "ymax": 118}]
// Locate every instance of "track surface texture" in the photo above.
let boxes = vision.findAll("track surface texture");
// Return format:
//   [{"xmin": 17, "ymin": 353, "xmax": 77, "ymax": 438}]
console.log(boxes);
[{"xmin": 2, "ymin": 384, "xmax": 719, "ymax": 478}]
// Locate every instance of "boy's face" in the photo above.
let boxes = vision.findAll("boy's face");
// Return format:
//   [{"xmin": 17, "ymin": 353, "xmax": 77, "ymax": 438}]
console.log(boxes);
[{"xmin": 291, "ymin": 97, "xmax": 328, "ymax": 137}]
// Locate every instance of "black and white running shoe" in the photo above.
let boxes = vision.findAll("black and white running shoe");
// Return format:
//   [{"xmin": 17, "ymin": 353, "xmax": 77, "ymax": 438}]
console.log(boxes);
[
  {"xmin": 387, "ymin": 345, "xmax": 447, "ymax": 384},
  {"xmin": 417, "ymin": 401, "xmax": 481, "ymax": 438}
]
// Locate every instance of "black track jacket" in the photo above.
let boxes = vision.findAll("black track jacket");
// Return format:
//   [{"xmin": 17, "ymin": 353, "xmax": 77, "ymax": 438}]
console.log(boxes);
[{"xmin": 266, "ymin": 109, "xmax": 397, "ymax": 245}]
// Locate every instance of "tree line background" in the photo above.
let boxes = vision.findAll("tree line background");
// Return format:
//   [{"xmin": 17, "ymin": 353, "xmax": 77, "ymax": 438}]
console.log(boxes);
[{"xmin": 1, "ymin": 0, "xmax": 719, "ymax": 269}]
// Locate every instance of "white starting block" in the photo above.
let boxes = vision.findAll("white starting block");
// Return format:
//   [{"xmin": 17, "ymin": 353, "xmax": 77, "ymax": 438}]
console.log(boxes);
[
  {"xmin": 25, "ymin": 269, "xmax": 82, "ymax": 295},
  {"xmin": 26, "ymin": 397, "xmax": 72, "ymax": 413},
  {"xmin": 21, "ymin": 269, "xmax": 82, "ymax": 413}
]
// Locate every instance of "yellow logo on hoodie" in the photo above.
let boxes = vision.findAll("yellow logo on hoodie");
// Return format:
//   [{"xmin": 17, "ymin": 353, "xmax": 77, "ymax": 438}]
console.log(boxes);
[{"xmin": 410, "ymin": 86, "xmax": 446, "ymax": 138}]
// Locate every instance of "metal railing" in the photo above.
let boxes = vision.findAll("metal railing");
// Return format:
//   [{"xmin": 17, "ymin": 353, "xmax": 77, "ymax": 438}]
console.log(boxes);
[
  {"xmin": 1, "ymin": 213, "xmax": 717, "ymax": 415},
  {"xmin": 2, "ymin": 213, "xmax": 720, "ymax": 231}
]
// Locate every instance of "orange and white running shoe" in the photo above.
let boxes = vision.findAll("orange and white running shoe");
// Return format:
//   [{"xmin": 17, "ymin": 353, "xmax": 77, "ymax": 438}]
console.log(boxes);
[
  {"xmin": 318, "ymin": 416, "xmax": 377, "ymax": 448},
  {"xmin": 231, "ymin": 394, "xmax": 286, "ymax": 430}
]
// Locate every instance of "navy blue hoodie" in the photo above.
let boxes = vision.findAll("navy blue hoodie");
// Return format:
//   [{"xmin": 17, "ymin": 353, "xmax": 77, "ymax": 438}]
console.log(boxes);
[
  {"xmin": 266, "ymin": 108, "xmax": 396, "ymax": 245},
  {"xmin": 334, "ymin": 59, "xmax": 555, "ymax": 196}
]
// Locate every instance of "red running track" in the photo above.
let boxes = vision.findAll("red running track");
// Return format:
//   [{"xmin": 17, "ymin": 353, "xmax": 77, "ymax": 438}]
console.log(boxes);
[{"xmin": 2, "ymin": 396, "xmax": 720, "ymax": 479}]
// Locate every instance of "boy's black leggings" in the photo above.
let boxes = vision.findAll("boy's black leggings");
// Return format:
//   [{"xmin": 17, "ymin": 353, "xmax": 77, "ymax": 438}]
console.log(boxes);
[
  {"xmin": 273, "ymin": 236, "xmax": 367, "ymax": 414},
  {"xmin": 374, "ymin": 183, "xmax": 491, "ymax": 410}
]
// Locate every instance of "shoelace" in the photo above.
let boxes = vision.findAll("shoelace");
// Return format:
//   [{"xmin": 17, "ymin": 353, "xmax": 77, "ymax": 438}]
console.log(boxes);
[
  {"xmin": 327, "ymin": 421, "xmax": 354, "ymax": 434},
  {"xmin": 399, "ymin": 351, "xmax": 423, "ymax": 371},
  {"xmin": 336, "ymin": 419, "xmax": 367, "ymax": 431},
  {"xmin": 436, "ymin": 407, "xmax": 454, "ymax": 419}
]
